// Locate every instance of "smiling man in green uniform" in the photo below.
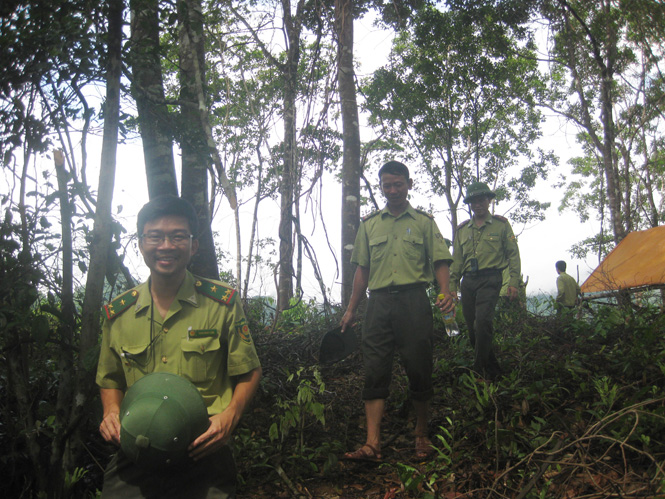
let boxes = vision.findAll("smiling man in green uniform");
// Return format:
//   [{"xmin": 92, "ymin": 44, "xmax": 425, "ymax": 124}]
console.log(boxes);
[
  {"xmin": 450, "ymin": 182, "xmax": 521, "ymax": 381},
  {"xmin": 96, "ymin": 195, "xmax": 261, "ymax": 498},
  {"xmin": 340, "ymin": 161, "xmax": 455, "ymax": 461}
]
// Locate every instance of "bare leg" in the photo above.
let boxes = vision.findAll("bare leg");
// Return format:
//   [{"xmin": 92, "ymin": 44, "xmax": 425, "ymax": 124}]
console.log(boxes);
[
  {"xmin": 413, "ymin": 399, "xmax": 429, "ymax": 436},
  {"xmin": 413, "ymin": 399, "xmax": 433, "ymax": 458},
  {"xmin": 344, "ymin": 399, "xmax": 384, "ymax": 460},
  {"xmin": 364, "ymin": 398, "xmax": 385, "ymax": 452}
]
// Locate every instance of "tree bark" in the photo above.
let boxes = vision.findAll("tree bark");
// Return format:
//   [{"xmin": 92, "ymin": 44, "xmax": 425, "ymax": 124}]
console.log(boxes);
[
  {"xmin": 62, "ymin": 2, "xmax": 124, "ymax": 492},
  {"xmin": 276, "ymin": 0, "xmax": 305, "ymax": 311},
  {"xmin": 559, "ymin": 0, "xmax": 626, "ymax": 243},
  {"xmin": 178, "ymin": 0, "xmax": 219, "ymax": 279},
  {"xmin": 51, "ymin": 149, "xmax": 75, "ymax": 497},
  {"xmin": 336, "ymin": 0, "xmax": 362, "ymax": 308},
  {"xmin": 130, "ymin": 0, "xmax": 178, "ymax": 198}
]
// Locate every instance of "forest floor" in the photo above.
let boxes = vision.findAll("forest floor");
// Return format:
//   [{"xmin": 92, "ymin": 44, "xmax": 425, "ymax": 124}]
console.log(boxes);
[{"xmin": 230, "ymin": 306, "xmax": 665, "ymax": 498}]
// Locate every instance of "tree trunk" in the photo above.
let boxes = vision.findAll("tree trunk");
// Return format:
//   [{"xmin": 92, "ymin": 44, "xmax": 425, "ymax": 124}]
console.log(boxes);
[
  {"xmin": 178, "ymin": 0, "xmax": 219, "ymax": 279},
  {"xmin": 336, "ymin": 0, "xmax": 361, "ymax": 308},
  {"xmin": 242, "ymin": 146, "xmax": 267, "ymax": 300},
  {"xmin": 130, "ymin": 0, "xmax": 178, "ymax": 198},
  {"xmin": 51, "ymin": 150, "xmax": 76, "ymax": 498},
  {"xmin": 599, "ymin": 61, "xmax": 625, "ymax": 243},
  {"xmin": 276, "ymin": 0, "xmax": 304, "ymax": 311}
]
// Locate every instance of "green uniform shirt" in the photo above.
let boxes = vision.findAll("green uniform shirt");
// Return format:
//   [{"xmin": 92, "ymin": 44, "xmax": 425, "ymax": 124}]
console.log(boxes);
[
  {"xmin": 450, "ymin": 215, "xmax": 521, "ymax": 293},
  {"xmin": 556, "ymin": 272, "xmax": 580, "ymax": 307},
  {"xmin": 351, "ymin": 204, "xmax": 452, "ymax": 290},
  {"xmin": 96, "ymin": 271, "xmax": 261, "ymax": 416}
]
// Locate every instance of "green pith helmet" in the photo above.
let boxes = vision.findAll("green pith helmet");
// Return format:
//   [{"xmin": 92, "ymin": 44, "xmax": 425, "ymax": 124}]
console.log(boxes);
[
  {"xmin": 463, "ymin": 181, "xmax": 496, "ymax": 203},
  {"xmin": 120, "ymin": 373, "xmax": 210, "ymax": 468}
]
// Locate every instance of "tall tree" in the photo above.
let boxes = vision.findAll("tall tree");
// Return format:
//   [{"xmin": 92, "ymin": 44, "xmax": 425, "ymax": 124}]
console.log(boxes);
[
  {"xmin": 364, "ymin": 5, "xmax": 552, "ymax": 237},
  {"xmin": 178, "ymin": 0, "xmax": 220, "ymax": 279},
  {"xmin": 544, "ymin": 0, "xmax": 665, "ymax": 249},
  {"xmin": 129, "ymin": 0, "xmax": 178, "ymax": 198},
  {"xmin": 69, "ymin": 5, "xmax": 126, "ymax": 497},
  {"xmin": 231, "ymin": 0, "xmax": 320, "ymax": 311},
  {"xmin": 335, "ymin": 0, "xmax": 362, "ymax": 307},
  {"xmin": 199, "ymin": 6, "xmax": 283, "ymax": 298}
]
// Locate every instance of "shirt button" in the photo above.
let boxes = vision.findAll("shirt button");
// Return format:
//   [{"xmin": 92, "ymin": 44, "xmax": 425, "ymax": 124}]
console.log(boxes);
[
  {"xmin": 161, "ymin": 356, "xmax": 167, "ymax": 363},
  {"xmin": 163, "ymin": 328, "xmax": 168, "ymax": 333}
]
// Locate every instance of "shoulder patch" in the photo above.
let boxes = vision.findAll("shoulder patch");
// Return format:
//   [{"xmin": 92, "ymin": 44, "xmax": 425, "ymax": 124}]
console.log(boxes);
[
  {"xmin": 195, "ymin": 278, "xmax": 236, "ymax": 306},
  {"xmin": 362, "ymin": 210, "xmax": 380, "ymax": 222},
  {"xmin": 103, "ymin": 289, "xmax": 139, "ymax": 320},
  {"xmin": 414, "ymin": 208, "xmax": 434, "ymax": 219},
  {"xmin": 492, "ymin": 214, "xmax": 508, "ymax": 222},
  {"xmin": 457, "ymin": 219, "xmax": 471, "ymax": 230},
  {"xmin": 235, "ymin": 318, "xmax": 253, "ymax": 344}
]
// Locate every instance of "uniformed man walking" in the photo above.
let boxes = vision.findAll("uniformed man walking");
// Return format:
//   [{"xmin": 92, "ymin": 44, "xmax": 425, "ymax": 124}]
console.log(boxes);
[
  {"xmin": 340, "ymin": 161, "xmax": 455, "ymax": 461},
  {"xmin": 555, "ymin": 260, "xmax": 581, "ymax": 313},
  {"xmin": 97, "ymin": 195, "xmax": 262, "ymax": 498},
  {"xmin": 449, "ymin": 182, "xmax": 521, "ymax": 381}
]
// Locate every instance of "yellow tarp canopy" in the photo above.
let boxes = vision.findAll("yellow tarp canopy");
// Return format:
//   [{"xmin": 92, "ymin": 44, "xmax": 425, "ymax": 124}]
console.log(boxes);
[{"xmin": 581, "ymin": 225, "xmax": 665, "ymax": 293}]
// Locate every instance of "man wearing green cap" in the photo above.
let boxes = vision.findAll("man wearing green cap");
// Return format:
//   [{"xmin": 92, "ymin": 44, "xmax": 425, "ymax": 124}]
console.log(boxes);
[
  {"xmin": 449, "ymin": 181, "xmax": 521, "ymax": 381},
  {"xmin": 96, "ymin": 195, "xmax": 262, "ymax": 498},
  {"xmin": 340, "ymin": 160, "xmax": 455, "ymax": 461}
]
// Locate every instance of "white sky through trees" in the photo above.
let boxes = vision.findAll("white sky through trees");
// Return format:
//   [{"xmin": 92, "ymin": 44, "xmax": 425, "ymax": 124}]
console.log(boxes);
[{"xmin": 102, "ymin": 16, "xmax": 599, "ymax": 302}]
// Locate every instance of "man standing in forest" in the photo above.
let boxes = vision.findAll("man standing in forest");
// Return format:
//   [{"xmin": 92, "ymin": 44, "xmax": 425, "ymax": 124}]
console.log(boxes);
[
  {"xmin": 96, "ymin": 195, "xmax": 261, "ymax": 498},
  {"xmin": 555, "ymin": 260, "xmax": 581, "ymax": 314},
  {"xmin": 340, "ymin": 161, "xmax": 455, "ymax": 461},
  {"xmin": 449, "ymin": 182, "xmax": 521, "ymax": 382}
]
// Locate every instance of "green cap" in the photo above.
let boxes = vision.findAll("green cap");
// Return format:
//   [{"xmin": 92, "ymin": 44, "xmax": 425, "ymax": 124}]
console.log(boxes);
[
  {"xmin": 463, "ymin": 182, "xmax": 496, "ymax": 203},
  {"xmin": 120, "ymin": 373, "xmax": 210, "ymax": 468}
]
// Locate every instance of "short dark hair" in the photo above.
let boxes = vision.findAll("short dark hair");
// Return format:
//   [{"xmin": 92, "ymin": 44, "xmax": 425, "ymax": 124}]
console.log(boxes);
[
  {"xmin": 555, "ymin": 260, "xmax": 567, "ymax": 272},
  {"xmin": 137, "ymin": 195, "xmax": 199, "ymax": 237},
  {"xmin": 378, "ymin": 160, "xmax": 410, "ymax": 181}
]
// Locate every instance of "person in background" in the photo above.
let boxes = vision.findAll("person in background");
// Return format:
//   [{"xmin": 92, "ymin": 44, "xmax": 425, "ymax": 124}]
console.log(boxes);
[
  {"xmin": 449, "ymin": 182, "xmax": 521, "ymax": 382},
  {"xmin": 340, "ymin": 161, "xmax": 454, "ymax": 461},
  {"xmin": 555, "ymin": 260, "xmax": 581, "ymax": 314},
  {"xmin": 97, "ymin": 195, "xmax": 261, "ymax": 498}
]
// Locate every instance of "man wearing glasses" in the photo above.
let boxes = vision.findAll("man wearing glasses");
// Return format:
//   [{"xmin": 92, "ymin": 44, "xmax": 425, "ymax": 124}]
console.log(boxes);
[{"xmin": 96, "ymin": 195, "xmax": 261, "ymax": 497}]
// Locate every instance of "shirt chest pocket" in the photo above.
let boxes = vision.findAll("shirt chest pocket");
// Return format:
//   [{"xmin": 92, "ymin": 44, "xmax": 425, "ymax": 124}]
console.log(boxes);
[
  {"xmin": 483, "ymin": 233, "xmax": 502, "ymax": 251},
  {"xmin": 111, "ymin": 341, "xmax": 154, "ymax": 385},
  {"xmin": 180, "ymin": 336, "xmax": 223, "ymax": 383},
  {"xmin": 369, "ymin": 235, "xmax": 388, "ymax": 263},
  {"xmin": 402, "ymin": 235, "xmax": 424, "ymax": 260}
]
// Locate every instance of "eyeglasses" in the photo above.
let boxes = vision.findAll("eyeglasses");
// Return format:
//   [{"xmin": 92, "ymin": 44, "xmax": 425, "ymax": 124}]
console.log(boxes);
[{"xmin": 140, "ymin": 232, "xmax": 193, "ymax": 246}]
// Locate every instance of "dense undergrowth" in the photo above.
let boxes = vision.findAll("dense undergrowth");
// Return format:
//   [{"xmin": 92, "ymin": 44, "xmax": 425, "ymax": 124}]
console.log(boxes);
[
  {"xmin": 2, "ymin": 296, "xmax": 664, "ymax": 498},
  {"xmin": 233, "ymin": 298, "xmax": 665, "ymax": 498}
]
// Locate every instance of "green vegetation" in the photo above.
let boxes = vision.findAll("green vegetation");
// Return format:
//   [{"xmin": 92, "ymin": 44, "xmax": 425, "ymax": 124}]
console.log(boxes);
[
  {"xmin": 1, "ymin": 284, "xmax": 663, "ymax": 497},
  {"xmin": 231, "ymin": 297, "xmax": 665, "ymax": 498}
]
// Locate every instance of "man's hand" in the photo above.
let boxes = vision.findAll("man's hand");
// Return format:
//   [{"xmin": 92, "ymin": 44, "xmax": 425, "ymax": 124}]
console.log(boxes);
[
  {"xmin": 340, "ymin": 309, "xmax": 355, "ymax": 332},
  {"xmin": 436, "ymin": 293, "xmax": 456, "ymax": 314},
  {"xmin": 100, "ymin": 388, "xmax": 123, "ymax": 446},
  {"xmin": 341, "ymin": 266, "xmax": 369, "ymax": 333},
  {"xmin": 188, "ymin": 410, "xmax": 236, "ymax": 461},
  {"xmin": 506, "ymin": 286, "xmax": 518, "ymax": 301},
  {"xmin": 188, "ymin": 367, "xmax": 261, "ymax": 461},
  {"xmin": 99, "ymin": 410, "xmax": 121, "ymax": 446}
]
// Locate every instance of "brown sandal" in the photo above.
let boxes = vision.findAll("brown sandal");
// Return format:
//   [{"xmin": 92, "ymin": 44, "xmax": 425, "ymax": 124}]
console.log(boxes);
[{"xmin": 343, "ymin": 443, "xmax": 382, "ymax": 462}]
